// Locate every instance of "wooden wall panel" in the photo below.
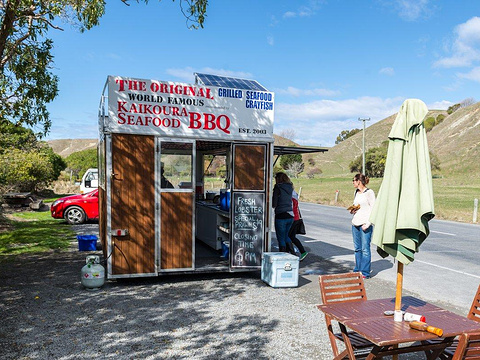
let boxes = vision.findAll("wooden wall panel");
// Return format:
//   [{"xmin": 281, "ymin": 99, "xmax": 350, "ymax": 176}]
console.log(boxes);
[
  {"xmin": 111, "ymin": 134, "xmax": 155, "ymax": 275},
  {"xmin": 161, "ymin": 192, "xmax": 193, "ymax": 269},
  {"xmin": 234, "ymin": 145, "xmax": 266, "ymax": 190}
]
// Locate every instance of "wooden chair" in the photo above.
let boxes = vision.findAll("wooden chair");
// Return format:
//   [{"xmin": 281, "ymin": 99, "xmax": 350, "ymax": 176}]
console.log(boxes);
[
  {"xmin": 451, "ymin": 332, "xmax": 480, "ymax": 360},
  {"xmin": 319, "ymin": 272, "xmax": 374, "ymax": 358},
  {"xmin": 436, "ymin": 283, "xmax": 480, "ymax": 359},
  {"xmin": 467, "ymin": 283, "xmax": 480, "ymax": 322}
]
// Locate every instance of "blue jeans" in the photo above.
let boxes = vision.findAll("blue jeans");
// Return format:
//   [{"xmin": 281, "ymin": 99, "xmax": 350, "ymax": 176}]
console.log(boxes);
[
  {"xmin": 275, "ymin": 217, "xmax": 294, "ymax": 248},
  {"xmin": 352, "ymin": 225, "xmax": 373, "ymax": 277}
]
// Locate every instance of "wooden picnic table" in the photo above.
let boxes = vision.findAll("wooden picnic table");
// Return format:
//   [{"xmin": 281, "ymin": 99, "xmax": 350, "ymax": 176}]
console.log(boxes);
[{"xmin": 317, "ymin": 296, "xmax": 480, "ymax": 359}]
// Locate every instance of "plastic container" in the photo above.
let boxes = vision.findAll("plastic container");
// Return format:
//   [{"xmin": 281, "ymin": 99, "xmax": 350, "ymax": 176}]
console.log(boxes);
[
  {"xmin": 261, "ymin": 252, "xmax": 299, "ymax": 288},
  {"xmin": 77, "ymin": 235, "xmax": 98, "ymax": 251},
  {"xmin": 220, "ymin": 189, "xmax": 230, "ymax": 211},
  {"xmin": 221, "ymin": 241, "xmax": 230, "ymax": 258}
]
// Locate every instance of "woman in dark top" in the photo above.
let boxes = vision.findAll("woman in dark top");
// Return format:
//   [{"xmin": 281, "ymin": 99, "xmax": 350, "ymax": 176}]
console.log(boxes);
[{"xmin": 272, "ymin": 172, "xmax": 295, "ymax": 253}]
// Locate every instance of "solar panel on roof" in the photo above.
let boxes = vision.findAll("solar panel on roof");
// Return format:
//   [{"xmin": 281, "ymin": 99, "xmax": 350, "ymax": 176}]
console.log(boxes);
[{"xmin": 195, "ymin": 73, "xmax": 268, "ymax": 91}]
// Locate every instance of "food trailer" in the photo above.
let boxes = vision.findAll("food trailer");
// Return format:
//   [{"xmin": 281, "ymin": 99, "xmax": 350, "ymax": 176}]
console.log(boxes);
[{"xmin": 98, "ymin": 73, "xmax": 326, "ymax": 279}]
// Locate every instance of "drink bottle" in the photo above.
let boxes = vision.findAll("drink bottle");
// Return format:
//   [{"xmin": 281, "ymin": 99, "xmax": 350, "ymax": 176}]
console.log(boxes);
[
  {"xmin": 409, "ymin": 321, "xmax": 443, "ymax": 337},
  {"xmin": 404, "ymin": 312, "xmax": 426, "ymax": 322}
]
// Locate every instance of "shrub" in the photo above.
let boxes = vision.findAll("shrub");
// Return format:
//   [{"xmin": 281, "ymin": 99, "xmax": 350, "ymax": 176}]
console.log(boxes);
[
  {"xmin": 306, "ymin": 167, "xmax": 323, "ymax": 179},
  {"xmin": 424, "ymin": 117, "xmax": 436, "ymax": 132},
  {"xmin": 436, "ymin": 114, "xmax": 445, "ymax": 125},
  {"xmin": 65, "ymin": 149, "xmax": 98, "ymax": 180}
]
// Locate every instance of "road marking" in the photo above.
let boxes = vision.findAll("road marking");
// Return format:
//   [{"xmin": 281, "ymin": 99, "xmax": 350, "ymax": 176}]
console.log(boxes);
[
  {"xmin": 304, "ymin": 239, "xmax": 324, "ymax": 243},
  {"xmin": 431, "ymin": 230, "xmax": 456, "ymax": 236},
  {"xmin": 416, "ymin": 259, "xmax": 480, "ymax": 279}
]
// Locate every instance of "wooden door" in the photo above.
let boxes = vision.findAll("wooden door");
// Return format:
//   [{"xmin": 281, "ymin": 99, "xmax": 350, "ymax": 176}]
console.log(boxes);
[
  {"xmin": 159, "ymin": 141, "xmax": 194, "ymax": 270},
  {"xmin": 231, "ymin": 144, "xmax": 268, "ymax": 269},
  {"xmin": 160, "ymin": 192, "xmax": 193, "ymax": 269},
  {"xmin": 110, "ymin": 134, "xmax": 156, "ymax": 276}
]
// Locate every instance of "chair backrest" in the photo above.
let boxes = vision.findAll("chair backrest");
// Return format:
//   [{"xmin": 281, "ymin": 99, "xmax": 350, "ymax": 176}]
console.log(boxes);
[
  {"xmin": 467, "ymin": 284, "xmax": 480, "ymax": 322},
  {"xmin": 319, "ymin": 272, "xmax": 367, "ymax": 304},
  {"xmin": 452, "ymin": 332, "xmax": 480, "ymax": 360}
]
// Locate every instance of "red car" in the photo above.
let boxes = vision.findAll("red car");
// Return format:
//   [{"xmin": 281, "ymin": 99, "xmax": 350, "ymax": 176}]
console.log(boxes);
[{"xmin": 51, "ymin": 189, "xmax": 99, "ymax": 225}]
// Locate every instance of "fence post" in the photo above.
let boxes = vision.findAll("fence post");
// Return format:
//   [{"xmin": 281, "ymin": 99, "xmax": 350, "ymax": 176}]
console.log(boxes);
[
  {"xmin": 474, "ymin": 198, "xmax": 478, "ymax": 223},
  {"xmin": 335, "ymin": 190, "xmax": 339, "ymax": 203},
  {"xmin": 298, "ymin": 187, "xmax": 302, "ymax": 199}
]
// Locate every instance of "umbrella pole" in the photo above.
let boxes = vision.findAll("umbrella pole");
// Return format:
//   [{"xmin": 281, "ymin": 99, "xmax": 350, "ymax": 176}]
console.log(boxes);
[
  {"xmin": 392, "ymin": 262, "xmax": 404, "ymax": 360},
  {"xmin": 395, "ymin": 261, "xmax": 404, "ymax": 310}
]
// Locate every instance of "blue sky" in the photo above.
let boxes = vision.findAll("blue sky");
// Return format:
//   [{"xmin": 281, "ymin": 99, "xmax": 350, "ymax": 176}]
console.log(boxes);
[{"xmin": 44, "ymin": 0, "xmax": 480, "ymax": 147}]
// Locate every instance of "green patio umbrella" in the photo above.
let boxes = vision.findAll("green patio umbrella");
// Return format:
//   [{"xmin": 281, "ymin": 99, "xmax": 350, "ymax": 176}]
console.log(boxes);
[{"xmin": 370, "ymin": 98, "xmax": 435, "ymax": 312}]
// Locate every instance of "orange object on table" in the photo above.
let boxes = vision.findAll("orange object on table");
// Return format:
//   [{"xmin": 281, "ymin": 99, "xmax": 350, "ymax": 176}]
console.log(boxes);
[{"xmin": 409, "ymin": 321, "xmax": 443, "ymax": 337}]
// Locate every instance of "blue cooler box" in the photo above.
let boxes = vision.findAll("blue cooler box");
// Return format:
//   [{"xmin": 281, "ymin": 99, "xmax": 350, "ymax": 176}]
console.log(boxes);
[
  {"xmin": 261, "ymin": 252, "xmax": 299, "ymax": 288},
  {"xmin": 77, "ymin": 235, "xmax": 98, "ymax": 251}
]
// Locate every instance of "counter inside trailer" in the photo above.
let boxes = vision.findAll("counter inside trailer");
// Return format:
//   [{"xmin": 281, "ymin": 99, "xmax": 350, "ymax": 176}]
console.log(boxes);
[{"xmin": 195, "ymin": 202, "xmax": 229, "ymax": 250}]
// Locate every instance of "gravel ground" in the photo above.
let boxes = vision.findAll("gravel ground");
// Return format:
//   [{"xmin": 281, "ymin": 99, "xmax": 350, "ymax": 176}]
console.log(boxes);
[{"xmin": 0, "ymin": 223, "xmax": 441, "ymax": 359}]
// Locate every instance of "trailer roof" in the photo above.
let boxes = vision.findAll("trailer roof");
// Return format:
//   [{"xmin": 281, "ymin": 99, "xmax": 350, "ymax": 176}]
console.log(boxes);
[{"xmin": 274, "ymin": 145, "xmax": 329, "ymax": 155}]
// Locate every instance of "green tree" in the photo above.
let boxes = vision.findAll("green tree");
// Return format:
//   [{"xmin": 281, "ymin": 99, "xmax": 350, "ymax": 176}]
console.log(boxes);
[
  {"xmin": 0, "ymin": 0, "xmax": 208, "ymax": 136},
  {"xmin": 335, "ymin": 128, "xmax": 361, "ymax": 144},
  {"xmin": 0, "ymin": 122, "xmax": 66, "ymax": 192},
  {"xmin": 349, "ymin": 145, "xmax": 388, "ymax": 177},
  {"xmin": 279, "ymin": 154, "xmax": 303, "ymax": 172},
  {"xmin": 350, "ymin": 144, "xmax": 440, "ymax": 178},
  {"xmin": 0, "ymin": 119, "xmax": 37, "ymax": 150},
  {"xmin": 447, "ymin": 103, "xmax": 460, "ymax": 115},
  {"xmin": 0, "ymin": 146, "xmax": 65, "ymax": 192},
  {"xmin": 65, "ymin": 149, "xmax": 98, "ymax": 180}
]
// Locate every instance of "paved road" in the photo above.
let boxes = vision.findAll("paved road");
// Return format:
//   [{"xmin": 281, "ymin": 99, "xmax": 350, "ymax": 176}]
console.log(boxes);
[
  {"xmin": 75, "ymin": 202, "xmax": 480, "ymax": 313},
  {"xmin": 298, "ymin": 202, "xmax": 480, "ymax": 312}
]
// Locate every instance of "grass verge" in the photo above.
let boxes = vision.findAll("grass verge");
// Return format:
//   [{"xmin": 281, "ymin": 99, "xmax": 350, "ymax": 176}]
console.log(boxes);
[
  {"xmin": 0, "ymin": 211, "xmax": 74, "ymax": 256},
  {"xmin": 293, "ymin": 175, "xmax": 480, "ymax": 223}
]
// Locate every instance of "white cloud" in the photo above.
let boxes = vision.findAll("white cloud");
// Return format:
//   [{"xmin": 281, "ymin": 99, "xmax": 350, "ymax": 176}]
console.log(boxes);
[
  {"xmin": 273, "ymin": 86, "xmax": 341, "ymax": 97},
  {"xmin": 391, "ymin": 0, "xmax": 433, "ymax": 21},
  {"xmin": 434, "ymin": 17, "xmax": 480, "ymax": 68},
  {"xmin": 282, "ymin": 0, "xmax": 324, "ymax": 18},
  {"xmin": 283, "ymin": 11, "xmax": 296, "ymax": 18},
  {"xmin": 379, "ymin": 67, "xmax": 395, "ymax": 76},
  {"xmin": 274, "ymin": 96, "xmax": 405, "ymax": 146},
  {"xmin": 269, "ymin": 15, "xmax": 279, "ymax": 27},
  {"xmin": 427, "ymin": 100, "xmax": 453, "ymax": 110},
  {"xmin": 457, "ymin": 67, "xmax": 480, "ymax": 83},
  {"xmin": 267, "ymin": 36, "xmax": 274, "ymax": 46},
  {"xmin": 166, "ymin": 67, "xmax": 254, "ymax": 83}
]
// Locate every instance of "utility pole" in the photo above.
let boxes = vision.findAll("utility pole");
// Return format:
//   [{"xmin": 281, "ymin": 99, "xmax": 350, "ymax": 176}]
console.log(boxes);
[{"xmin": 358, "ymin": 117, "xmax": 370, "ymax": 175}]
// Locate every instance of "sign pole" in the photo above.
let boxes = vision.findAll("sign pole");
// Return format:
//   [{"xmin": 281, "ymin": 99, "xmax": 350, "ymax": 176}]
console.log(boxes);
[{"xmin": 358, "ymin": 117, "xmax": 370, "ymax": 174}]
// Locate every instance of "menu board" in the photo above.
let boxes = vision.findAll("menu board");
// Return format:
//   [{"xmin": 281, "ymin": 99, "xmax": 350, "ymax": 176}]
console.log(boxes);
[{"xmin": 231, "ymin": 192, "xmax": 264, "ymax": 267}]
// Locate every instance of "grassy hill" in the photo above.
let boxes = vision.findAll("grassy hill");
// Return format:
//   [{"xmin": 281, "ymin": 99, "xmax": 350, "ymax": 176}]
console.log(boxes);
[
  {"xmin": 46, "ymin": 105, "xmax": 479, "ymax": 183},
  {"xmin": 428, "ymin": 102, "xmax": 480, "ymax": 181},
  {"xmin": 47, "ymin": 103, "xmax": 480, "ymax": 222},
  {"xmin": 310, "ymin": 110, "xmax": 448, "ymax": 177},
  {"xmin": 47, "ymin": 139, "xmax": 98, "ymax": 158}
]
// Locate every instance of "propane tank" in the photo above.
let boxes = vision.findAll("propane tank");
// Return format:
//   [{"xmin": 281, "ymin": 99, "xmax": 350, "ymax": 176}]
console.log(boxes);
[{"xmin": 81, "ymin": 255, "xmax": 105, "ymax": 291}]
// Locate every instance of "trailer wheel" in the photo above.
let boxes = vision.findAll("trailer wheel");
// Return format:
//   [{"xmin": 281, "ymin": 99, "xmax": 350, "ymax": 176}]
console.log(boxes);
[{"xmin": 65, "ymin": 206, "xmax": 86, "ymax": 225}]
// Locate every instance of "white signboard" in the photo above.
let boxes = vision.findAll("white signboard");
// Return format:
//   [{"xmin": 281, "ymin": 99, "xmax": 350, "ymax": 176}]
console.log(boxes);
[{"xmin": 105, "ymin": 75, "xmax": 274, "ymax": 141}]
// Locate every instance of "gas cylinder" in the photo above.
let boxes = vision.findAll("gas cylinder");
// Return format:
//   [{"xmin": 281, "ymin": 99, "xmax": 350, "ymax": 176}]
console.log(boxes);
[{"xmin": 81, "ymin": 255, "xmax": 105, "ymax": 290}]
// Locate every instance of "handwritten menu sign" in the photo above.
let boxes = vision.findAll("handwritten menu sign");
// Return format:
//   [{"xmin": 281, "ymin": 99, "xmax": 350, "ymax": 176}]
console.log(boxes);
[{"xmin": 231, "ymin": 192, "xmax": 264, "ymax": 267}]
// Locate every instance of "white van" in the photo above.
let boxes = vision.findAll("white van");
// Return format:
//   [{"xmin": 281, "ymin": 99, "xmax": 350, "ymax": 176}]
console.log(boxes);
[{"xmin": 80, "ymin": 168, "xmax": 98, "ymax": 194}]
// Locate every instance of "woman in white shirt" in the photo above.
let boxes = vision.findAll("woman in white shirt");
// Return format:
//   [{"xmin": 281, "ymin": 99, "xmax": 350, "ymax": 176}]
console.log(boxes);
[{"xmin": 350, "ymin": 173, "xmax": 376, "ymax": 279}]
